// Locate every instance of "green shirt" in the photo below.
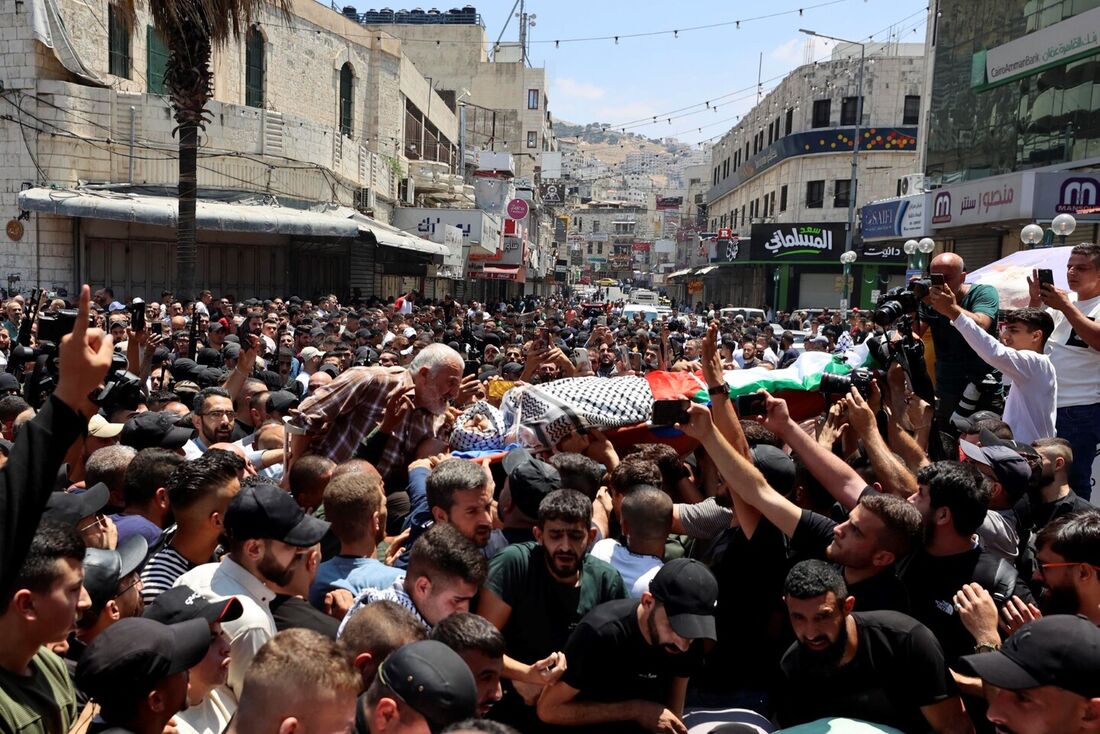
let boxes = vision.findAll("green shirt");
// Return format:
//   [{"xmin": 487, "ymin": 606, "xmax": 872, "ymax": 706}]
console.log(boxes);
[
  {"xmin": 483, "ymin": 541, "xmax": 626, "ymax": 665},
  {"xmin": 919, "ymin": 283, "xmax": 1000, "ymax": 386},
  {"xmin": 0, "ymin": 647, "xmax": 78, "ymax": 734}
]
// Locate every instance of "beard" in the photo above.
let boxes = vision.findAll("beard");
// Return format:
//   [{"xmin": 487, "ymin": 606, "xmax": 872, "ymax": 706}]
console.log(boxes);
[
  {"xmin": 257, "ymin": 552, "xmax": 297, "ymax": 587},
  {"xmin": 544, "ymin": 549, "xmax": 582, "ymax": 579},
  {"xmin": 1039, "ymin": 584, "xmax": 1080, "ymax": 616},
  {"xmin": 794, "ymin": 618, "xmax": 849, "ymax": 676}
]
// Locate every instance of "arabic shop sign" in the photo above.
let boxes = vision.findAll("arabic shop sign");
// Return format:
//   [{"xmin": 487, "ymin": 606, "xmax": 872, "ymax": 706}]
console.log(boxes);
[
  {"xmin": 749, "ymin": 223, "xmax": 848, "ymax": 261},
  {"xmin": 929, "ymin": 173, "xmax": 1032, "ymax": 229},
  {"xmin": 980, "ymin": 5, "xmax": 1100, "ymax": 88},
  {"xmin": 860, "ymin": 194, "xmax": 929, "ymax": 241}
]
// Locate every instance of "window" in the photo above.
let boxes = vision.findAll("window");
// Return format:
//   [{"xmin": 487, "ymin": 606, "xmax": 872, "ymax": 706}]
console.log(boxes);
[
  {"xmin": 812, "ymin": 99, "xmax": 831, "ymax": 128},
  {"xmin": 598, "ymin": 243, "xmax": 604, "ymax": 255},
  {"xmin": 903, "ymin": 95, "xmax": 920, "ymax": 125},
  {"xmin": 841, "ymin": 96, "xmax": 862, "ymax": 126},
  {"xmin": 806, "ymin": 180, "xmax": 825, "ymax": 208},
  {"xmin": 587, "ymin": 243, "xmax": 593, "ymax": 254},
  {"xmin": 108, "ymin": 5, "xmax": 131, "ymax": 79},
  {"xmin": 785, "ymin": 108, "xmax": 793, "ymax": 136},
  {"xmin": 833, "ymin": 179, "xmax": 852, "ymax": 207},
  {"xmin": 527, "ymin": 131, "xmax": 537, "ymax": 149},
  {"xmin": 767, "ymin": 121, "xmax": 774, "ymax": 145},
  {"xmin": 780, "ymin": 184, "xmax": 788, "ymax": 212},
  {"xmin": 146, "ymin": 27, "xmax": 168, "ymax": 94},
  {"xmin": 592, "ymin": 220, "xmax": 599, "ymax": 232},
  {"xmin": 245, "ymin": 27, "xmax": 265, "ymax": 109},
  {"xmin": 528, "ymin": 89, "xmax": 539, "ymax": 110},
  {"xmin": 339, "ymin": 63, "xmax": 353, "ymax": 137}
]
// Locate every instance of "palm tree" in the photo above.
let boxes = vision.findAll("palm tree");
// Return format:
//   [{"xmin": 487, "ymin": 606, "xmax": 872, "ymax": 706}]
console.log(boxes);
[{"xmin": 123, "ymin": 0, "xmax": 285, "ymax": 300}]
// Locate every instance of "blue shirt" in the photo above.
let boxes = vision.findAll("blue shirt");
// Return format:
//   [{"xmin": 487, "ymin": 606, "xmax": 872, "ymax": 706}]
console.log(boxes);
[
  {"xmin": 111, "ymin": 513, "xmax": 163, "ymax": 547},
  {"xmin": 309, "ymin": 555, "xmax": 402, "ymax": 609}
]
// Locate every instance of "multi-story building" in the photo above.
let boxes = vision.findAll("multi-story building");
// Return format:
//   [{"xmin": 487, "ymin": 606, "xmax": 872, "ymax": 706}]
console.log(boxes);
[
  {"xmin": 921, "ymin": 0, "xmax": 1100, "ymax": 266},
  {"xmin": 695, "ymin": 43, "xmax": 925, "ymax": 310},
  {"xmin": 2, "ymin": 0, "xmax": 464, "ymax": 299},
  {"xmin": 570, "ymin": 204, "xmax": 650, "ymax": 281}
]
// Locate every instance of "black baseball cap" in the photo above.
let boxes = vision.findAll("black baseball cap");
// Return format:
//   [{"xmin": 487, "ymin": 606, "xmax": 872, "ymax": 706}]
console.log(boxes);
[
  {"xmin": 143, "ymin": 585, "xmax": 243, "ymax": 626},
  {"xmin": 266, "ymin": 390, "xmax": 300, "ymax": 414},
  {"xmin": 377, "ymin": 640, "xmax": 477, "ymax": 734},
  {"xmin": 959, "ymin": 437, "xmax": 1031, "ymax": 500},
  {"xmin": 951, "ymin": 409, "xmax": 1003, "ymax": 434},
  {"xmin": 224, "ymin": 482, "xmax": 330, "ymax": 547},
  {"xmin": 43, "ymin": 483, "xmax": 109, "ymax": 525},
  {"xmin": 0, "ymin": 373, "xmax": 20, "ymax": 394},
  {"xmin": 957, "ymin": 615, "xmax": 1100, "ymax": 699},
  {"xmin": 648, "ymin": 558, "xmax": 719, "ymax": 641},
  {"xmin": 502, "ymin": 447, "xmax": 561, "ymax": 519},
  {"xmin": 83, "ymin": 535, "xmax": 148, "ymax": 611},
  {"xmin": 121, "ymin": 411, "xmax": 193, "ymax": 451},
  {"xmin": 751, "ymin": 445, "xmax": 796, "ymax": 496},
  {"xmin": 77, "ymin": 617, "xmax": 212, "ymax": 704}
]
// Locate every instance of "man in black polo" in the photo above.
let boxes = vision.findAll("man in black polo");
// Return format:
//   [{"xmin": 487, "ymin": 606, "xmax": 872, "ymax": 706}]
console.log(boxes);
[{"xmin": 537, "ymin": 559, "xmax": 717, "ymax": 734}]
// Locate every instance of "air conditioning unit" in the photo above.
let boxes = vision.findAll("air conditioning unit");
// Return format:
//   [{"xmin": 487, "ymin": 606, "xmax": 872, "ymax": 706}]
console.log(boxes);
[
  {"xmin": 901, "ymin": 174, "xmax": 926, "ymax": 196},
  {"xmin": 354, "ymin": 187, "xmax": 375, "ymax": 213},
  {"xmin": 399, "ymin": 177, "xmax": 415, "ymax": 205}
]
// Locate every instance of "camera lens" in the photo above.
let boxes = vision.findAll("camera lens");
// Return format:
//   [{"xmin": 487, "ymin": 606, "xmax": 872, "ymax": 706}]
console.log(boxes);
[
  {"xmin": 872, "ymin": 300, "xmax": 904, "ymax": 327},
  {"xmin": 819, "ymin": 372, "xmax": 852, "ymax": 395}
]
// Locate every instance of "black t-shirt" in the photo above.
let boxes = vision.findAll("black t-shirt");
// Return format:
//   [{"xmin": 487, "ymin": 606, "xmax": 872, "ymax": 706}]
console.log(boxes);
[
  {"xmin": 561, "ymin": 599, "xmax": 705, "ymax": 734},
  {"xmin": 1014, "ymin": 490, "xmax": 1096, "ymax": 583},
  {"xmin": 778, "ymin": 611, "xmax": 955, "ymax": 734},
  {"xmin": 270, "ymin": 594, "xmax": 339, "ymax": 639},
  {"xmin": 789, "ymin": 509, "xmax": 910, "ymax": 614}
]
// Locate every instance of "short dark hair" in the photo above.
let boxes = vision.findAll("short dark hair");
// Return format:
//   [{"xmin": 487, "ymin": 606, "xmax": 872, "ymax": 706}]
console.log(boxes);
[
  {"xmin": 623, "ymin": 444, "xmax": 687, "ymax": 489},
  {"xmin": 288, "ymin": 455, "xmax": 336, "ymax": 502},
  {"xmin": 1033, "ymin": 437, "xmax": 1073, "ymax": 474},
  {"xmin": 1071, "ymin": 242, "xmax": 1100, "ymax": 270},
  {"xmin": 621, "ymin": 487, "xmax": 672, "ymax": 541},
  {"xmin": 0, "ymin": 395, "xmax": 31, "ymax": 422},
  {"xmin": 123, "ymin": 448, "xmax": 185, "ymax": 508},
  {"xmin": 548, "ymin": 453, "xmax": 604, "ymax": 499},
  {"xmin": 916, "ymin": 461, "xmax": 991, "ymax": 536},
  {"xmin": 443, "ymin": 720, "xmax": 521, "ymax": 734},
  {"xmin": 859, "ymin": 493, "xmax": 922, "ymax": 559},
  {"xmin": 7, "ymin": 520, "xmax": 85, "ymax": 611},
  {"xmin": 168, "ymin": 451, "xmax": 241, "ymax": 510},
  {"xmin": 741, "ymin": 420, "xmax": 783, "ymax": 448},
  {"xmin": 971, "ymin": 419, "xmax": 1012, "ymax": 440},
  {"xmin": 408, "ymin": 523, "xmax": 488, "ymax": 587},
  {"xmin": 340, "ymin": 599, "xmax": 426, "ymax": 668},
  {"xmin": 784, "ymin": 559, "xmax": 847, "ymax": 600},
  {"xmin": 195, "ymin": 386, "xmax": 231, "ymax": 415},
  {"xmin": 430, "ymin": 612, "xmax": 506, "ymax": 658},
  {"xmin": 1036, "ymin": 510, "xmax": 1100, "ymax": 567},
  {"xmin": 427, "ymin": 460, "xmax": 487, "ymax": 513},
  {"xmin": 1004, "ymin": 307, "xmax": 1055, "ymax": 347},
  {"xmin": 537, "ymin": 489, "xmax": 592, "ymax": 528},
  {"xmin": 608, "ymin": 459, "xmax": 661, "ymax": 495}
]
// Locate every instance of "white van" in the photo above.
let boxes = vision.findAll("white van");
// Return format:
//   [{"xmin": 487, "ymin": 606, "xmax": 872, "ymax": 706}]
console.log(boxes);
[
  {"xmin": 622, "ymin": 304, "xmax": 660, "ymax": 323},
  {"xmin": 719, "ymin": 307, "xmax": 767, "ymax": 322},
  {"xmin": 629, "ymin": 289, "xmax": 659, "ymax": 306}
]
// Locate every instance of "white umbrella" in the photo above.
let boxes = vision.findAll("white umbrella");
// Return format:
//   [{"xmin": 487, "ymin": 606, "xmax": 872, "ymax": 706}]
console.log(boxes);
[{"xmin": 964, "ymin": 246, "xmax": 1073, "ymax": 308}]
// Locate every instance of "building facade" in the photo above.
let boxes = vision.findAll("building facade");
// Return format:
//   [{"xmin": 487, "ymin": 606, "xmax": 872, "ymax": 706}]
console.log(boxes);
[{"xmin": 696, "ymin": 44, "xmax": 925, "ymax": 311}]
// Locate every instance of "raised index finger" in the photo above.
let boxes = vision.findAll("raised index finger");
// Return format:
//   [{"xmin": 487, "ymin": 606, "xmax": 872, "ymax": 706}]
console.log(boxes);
[{"xmin": 72, "ymin": 285, "xmax": 91, "ymax": 338}]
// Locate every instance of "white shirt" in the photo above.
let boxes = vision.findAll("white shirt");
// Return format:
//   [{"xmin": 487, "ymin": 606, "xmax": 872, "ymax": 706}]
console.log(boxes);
[
  {"xmin": 1046, "ymin": 293, "xmax": 1100, "ymax": 408},
  {"xmin": 952, "ymin": 313, "xmax": 1056, "ymax": 444},
  {"xmin": 589, "ymin": 538, "xmax": 663, "ymax": 598},
  {"xmin": 175, "ymin": 557, "xmax": 277, "ymax": 697},
  {"xmin": 184, "ymin": 437, "xmax": 206, "ymax": 460},
  {"xmin": 175, "ymin": 686, "xmax": 236, "ymax": 734}
]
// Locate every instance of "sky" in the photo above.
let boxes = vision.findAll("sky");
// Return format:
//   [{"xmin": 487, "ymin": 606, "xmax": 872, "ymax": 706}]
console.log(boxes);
[{"xmin": 445, "ymin": 0, "xmax": 930, "ymax": 146}]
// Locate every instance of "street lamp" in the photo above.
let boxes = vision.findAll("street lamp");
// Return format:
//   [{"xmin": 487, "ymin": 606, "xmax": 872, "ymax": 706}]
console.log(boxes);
[
  {"xmin": 1019, "ymin": 214, "xmax": 1076, "ymax": 248},
  {"xmin": 802, "ymin": 28, "xmax": 865, "ymax": 262},
  {"xmin": 1052, "ymin": 213, "xmax": 1077, "ymax": 244},
  {"xmin": 773, "ymin": 267, "xmax": 781, "ymax": 314},
  {"xmin": 1020, "ymin": 223, "xmax": 1045, "ymax": 247},
  {"xmin": 839, "ymin": 249, "xmax": 857, "ymax": 314},
  {"xmin": 904, "ymin": 237, "xmax": 935, "ymax": 271}
]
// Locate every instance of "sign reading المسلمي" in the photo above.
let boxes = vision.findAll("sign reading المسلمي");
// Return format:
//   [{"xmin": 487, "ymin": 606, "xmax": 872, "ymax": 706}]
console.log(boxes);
[{"xmin": 749, "ymin": 223, "xmax": 847, "ymax": 261}]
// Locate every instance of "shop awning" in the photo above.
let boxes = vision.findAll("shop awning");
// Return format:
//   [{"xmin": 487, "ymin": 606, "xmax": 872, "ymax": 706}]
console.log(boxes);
[
  {"xmin": 349, "ymin": 212, "xmax": 448, "ymax": 257},
  {"xmin": 695, "ymin": 265, "xmax": 719, "ymax": 275},
  {"xmin": 18, "ymin": 187, "xmax": 360, "ymax": 238},
  {"xmin": 667, "ymin": 268, "xmax": 693, "ymax": 279},
  {"xmin": 470, "ymin": 265, "xmax": 525, "ymax": 282}
]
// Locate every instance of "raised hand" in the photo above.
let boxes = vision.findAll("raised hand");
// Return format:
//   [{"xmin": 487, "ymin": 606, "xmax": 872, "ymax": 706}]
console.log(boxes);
[{"xmin": 55, "ymin": 285, "xmax": 114, "ymax": 416}]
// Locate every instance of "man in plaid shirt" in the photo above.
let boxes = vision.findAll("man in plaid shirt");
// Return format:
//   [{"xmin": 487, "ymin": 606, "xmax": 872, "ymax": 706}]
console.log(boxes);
[{"xmin": 288, "ymin": 343, "xmax": 465, "ymax": 479}]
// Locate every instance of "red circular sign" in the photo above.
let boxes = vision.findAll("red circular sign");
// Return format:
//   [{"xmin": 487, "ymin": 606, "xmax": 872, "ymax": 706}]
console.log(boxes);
[{"xmin": 506, "ymin": 198, "xmax": 529, "ymax": 220}]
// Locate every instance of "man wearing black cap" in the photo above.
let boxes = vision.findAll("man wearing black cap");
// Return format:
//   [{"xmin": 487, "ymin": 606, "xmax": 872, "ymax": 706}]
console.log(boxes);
[
  {"xmin": 537, "ymin": 559, "xmax": 718, "ymax": 734},
  {"xmin": 121, "ymin": 411, "xmax": 193, "ymax": 454},
  {"xmin": 957, "ymin": 615, "xmax": 1100, "ymax": 733},
  {"xmin": 143, "ymin": 586, "xmax": 243, "ymax": 734},
  {"xmin": 174, "ymin": 481, "xmax": 330, "ymax": 695},
  {"xmin": 72, "ymin": 535, "xmax": 148, "ymax": 652},
  {"xmin": 75, "ymin": 616, "xmax": 212, "ymax": 734},
  {"xmin": 959, "ymin": 431, "xmax": 1033, "ymax": 563},
  {"xmin": 775, "ymin": 560, "xmax": 972, "ymax": 733},
  {"xmin": 358, "ymin": 640, "xmax": 478, "ymax": 734},
  {"xmin": 498, "ymin": 448, "xmax": 562, "ymax": 546}
]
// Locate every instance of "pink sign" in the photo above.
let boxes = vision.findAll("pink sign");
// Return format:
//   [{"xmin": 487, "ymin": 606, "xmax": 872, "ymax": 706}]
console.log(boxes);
[{"xmin": 506, "ymin": 198, "xmax": 529, "ymax": 220}]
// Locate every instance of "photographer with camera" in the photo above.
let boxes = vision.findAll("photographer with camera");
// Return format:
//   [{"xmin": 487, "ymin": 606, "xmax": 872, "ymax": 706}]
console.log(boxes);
[{"xmin": 916, "ymin": 254, "xmax": 1001, "ymax": 433}]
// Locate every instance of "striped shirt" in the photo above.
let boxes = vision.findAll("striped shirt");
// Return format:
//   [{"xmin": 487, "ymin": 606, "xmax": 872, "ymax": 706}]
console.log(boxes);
[
  {"xmin": 289, "ymin": 367, "xmax": 443, "ymax": 477},
  {"xmin": 140, "ymin": 545, "xmax": 195, "ymax": 604}
]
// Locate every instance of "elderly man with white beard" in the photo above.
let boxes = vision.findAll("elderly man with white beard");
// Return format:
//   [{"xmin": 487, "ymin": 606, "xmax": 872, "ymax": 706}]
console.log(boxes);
[{"xmin": 287, "ymin": 343, "xmax": 468, "ymax": 481}]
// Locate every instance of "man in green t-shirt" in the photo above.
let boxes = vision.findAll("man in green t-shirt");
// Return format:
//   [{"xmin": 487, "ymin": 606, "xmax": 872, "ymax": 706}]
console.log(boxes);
[
  {"xmin": 0, "ymin": 520, "xmax": 91, "ymax": 734},
  {"xmin": 917, "ymin": 252, "xmax": 1001, "ymax": 427},
  {"xmin": 478, "ymin": 489, "xmax": 626, "ymax": 734}
]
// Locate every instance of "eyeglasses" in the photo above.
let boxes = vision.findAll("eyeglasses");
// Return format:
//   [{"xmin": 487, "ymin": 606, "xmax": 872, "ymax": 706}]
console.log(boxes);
[
  {"xmin": 115, "ymin": 575, "xmax": 142, "ymax": 598},
  {"xmin": 1036, "ymin": 561, "xmax": 1100, "ymax": 576},
  {"xmin": 200, "ymin": 410, "xmax": 236, "ymax": 420},
  {"xmin": 78, "ymin": 513, "xmax": 108, "ymax": 533}
]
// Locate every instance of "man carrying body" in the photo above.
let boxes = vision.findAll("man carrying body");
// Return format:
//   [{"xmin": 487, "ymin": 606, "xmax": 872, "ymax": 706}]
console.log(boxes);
[{"xmin": 537, "ymin": 559, "xmax": 718, "ymax": 734}]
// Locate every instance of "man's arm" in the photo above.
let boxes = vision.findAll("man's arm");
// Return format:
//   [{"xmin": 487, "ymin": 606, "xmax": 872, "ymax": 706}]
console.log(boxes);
[
  {"xmin": 931, "ymin": 285, "xmax": 1043, "ymax": 382},
  {"xmin": 919, "ymin": 698, "xmax": 976, "ymax": 734},
  {"xmin": 1042, "ymin": 287, "xmax": 1100, "ymax": 350},
  {"xmin": 845, "ymin": 387, "xmax": 918, "ymax": 499},
  {"xmin": 222, "ymin": 335, "xmax": 260, "ymax": 401},
  {"xmin": 537, "ymin": 680, "xmax": 686, "ymax": 734}
]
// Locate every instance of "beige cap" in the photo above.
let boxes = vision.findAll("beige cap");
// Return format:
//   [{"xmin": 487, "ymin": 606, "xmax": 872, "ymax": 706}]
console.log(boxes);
[{"xmin": 88, "ymin": 414, "xmax": 124, "ymax": 438}]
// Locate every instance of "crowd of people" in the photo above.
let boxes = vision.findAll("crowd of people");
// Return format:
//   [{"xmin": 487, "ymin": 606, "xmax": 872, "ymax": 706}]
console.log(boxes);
[{"xmin": 0, "ymin": 243, "xmax": 1098, "ymax": 734}]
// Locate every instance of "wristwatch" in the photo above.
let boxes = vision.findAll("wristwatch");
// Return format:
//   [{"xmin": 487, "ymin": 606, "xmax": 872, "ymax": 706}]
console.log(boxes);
[
  {"xmin": 707, "ymin": 384, "xmax": 728, "ymax": 398},
  {"xmin": 973, "ymin": 642, "xmax": 1000, "ymax": 654}
]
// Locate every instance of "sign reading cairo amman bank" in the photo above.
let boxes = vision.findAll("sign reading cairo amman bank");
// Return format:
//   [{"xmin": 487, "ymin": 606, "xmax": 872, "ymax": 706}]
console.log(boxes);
[
  {"xmin": 750, "ymin": 223, "xmax": 848, "ymax": 261},
  {"xmin": 982, "ymin": 5, "xmax": 1100, "ymax": 87}
]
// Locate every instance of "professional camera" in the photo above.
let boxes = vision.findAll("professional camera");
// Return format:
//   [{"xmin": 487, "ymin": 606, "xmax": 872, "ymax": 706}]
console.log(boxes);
[
  {"xmin": 872, "ymin": 287, "xmax": 922, "ymax": 327},
  {"xmin": 97, "ymin": 354, "xmax": 144, "ymax": 414},
  {"xmin": 36, "ymin": 308, "xmax": 79, "ymax": 346},
  {"xmin": 819, "ymin": 367, "xmax": 875, "ymax": 399}
]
